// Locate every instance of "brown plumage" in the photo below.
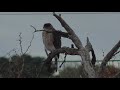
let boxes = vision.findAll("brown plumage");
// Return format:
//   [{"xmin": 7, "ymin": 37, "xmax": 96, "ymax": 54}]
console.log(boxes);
[{"xmin": 42, "ymin": 23, "xmax": 61, "ymax": 71}]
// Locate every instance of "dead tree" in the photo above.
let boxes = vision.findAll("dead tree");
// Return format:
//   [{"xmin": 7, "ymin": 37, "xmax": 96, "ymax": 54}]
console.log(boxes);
[
  {"xmin": 33, "ymin": 12, "xmax": 120, "ymax": 78},
  {"xmin": 98, "ymin": 40, "xmax": 120, "ymax": 77},
  {"xmin": 43, "ymin": 13, "xmax": 96, "ymax": 78}
]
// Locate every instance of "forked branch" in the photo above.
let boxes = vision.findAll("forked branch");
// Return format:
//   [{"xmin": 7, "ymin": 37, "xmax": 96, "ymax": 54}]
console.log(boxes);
[
  {"xmin": 53, "ymin": 12, "xmax": 96, "ymax": 78},
  {"xmin": 44, "ymin": 47, "xmax": 80, "ymax": 64}
]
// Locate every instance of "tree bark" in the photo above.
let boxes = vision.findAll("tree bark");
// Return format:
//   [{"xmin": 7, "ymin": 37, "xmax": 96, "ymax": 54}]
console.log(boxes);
[
  {"xmin": 53, "ymin": 13, "xmax": 96, "ymax": 78},
  {"xmin": 85, "ymin": 37, "xmax": 96, "ymax": 66},
  {"xmin": 44, "ymin": 47, "xmax": 80, "ymax": 64},
  {"xmin": 40, "ymin": 13, "xmax": 120, "ymax": 78}
]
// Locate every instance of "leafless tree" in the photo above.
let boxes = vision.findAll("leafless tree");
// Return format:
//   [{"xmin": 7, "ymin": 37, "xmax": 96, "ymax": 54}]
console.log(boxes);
[
  {"xmin": 16, "ymin": 31, "xmax": 35, "ymax": 78},
  {"xmin": 2, "ymin": 12, "xmax": 119, "ymax": 78},
  {"xmin": 36, "ymin": 12, "xmax": 120, "ymax": 78}
]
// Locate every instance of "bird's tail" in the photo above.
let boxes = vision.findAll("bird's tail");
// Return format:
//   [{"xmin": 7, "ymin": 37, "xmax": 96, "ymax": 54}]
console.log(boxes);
[{"xmin": 54, "ymin": 54, "xmax": 59, "ymax": 72}]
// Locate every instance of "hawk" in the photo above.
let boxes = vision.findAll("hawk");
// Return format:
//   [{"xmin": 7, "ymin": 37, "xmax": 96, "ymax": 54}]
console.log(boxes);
[{"xmin": 42, "ymin": 23, "xmax": 61, "ymax": 71}]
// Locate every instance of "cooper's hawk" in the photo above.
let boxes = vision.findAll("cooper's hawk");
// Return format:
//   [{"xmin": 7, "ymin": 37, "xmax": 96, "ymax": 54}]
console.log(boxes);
[{"xmin": 42, "ymin": 23, "xmax": 61, "ymax": 72}]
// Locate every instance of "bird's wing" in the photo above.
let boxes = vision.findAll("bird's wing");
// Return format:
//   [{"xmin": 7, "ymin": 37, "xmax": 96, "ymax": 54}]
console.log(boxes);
[{"xmin": 53, "ymin": 30, "xmax": 61, "ymax": 49}]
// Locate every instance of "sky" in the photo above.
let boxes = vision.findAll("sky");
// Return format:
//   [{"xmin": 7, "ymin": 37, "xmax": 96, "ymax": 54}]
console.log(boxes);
[{"xmin": 0, "ymin": 12, "xmax": 120, "ymax": 61}]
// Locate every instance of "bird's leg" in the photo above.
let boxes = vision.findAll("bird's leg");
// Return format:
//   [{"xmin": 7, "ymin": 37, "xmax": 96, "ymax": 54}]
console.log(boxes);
[
  {"xmin": 59, "ymin": 53, "xmax": 67, "ymax": 68},
  {"xmin": 45, "ymin": 48, "xmax": 49, "ymax": 57},
  {"xmin": 54, "ymin": 56, "xmax": 58, "ymax": 72}
]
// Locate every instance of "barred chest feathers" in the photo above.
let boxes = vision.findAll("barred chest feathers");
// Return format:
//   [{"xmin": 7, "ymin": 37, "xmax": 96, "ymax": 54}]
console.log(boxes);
[{"xmin": 42, "ymin": 31, "xmax": 56, "ymax": 51}]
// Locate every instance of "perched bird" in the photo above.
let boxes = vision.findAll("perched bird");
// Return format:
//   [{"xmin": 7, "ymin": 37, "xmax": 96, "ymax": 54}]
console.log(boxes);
[{"xmin": 42, "ymin": 23, "xmax": 61, "ymax": 71}]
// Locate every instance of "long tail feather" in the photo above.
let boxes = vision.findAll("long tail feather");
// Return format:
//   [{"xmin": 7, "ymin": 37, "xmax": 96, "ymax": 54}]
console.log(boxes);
[{"xmin": 54, "ymin": 54, "xmax": 59, "ymax": 72}]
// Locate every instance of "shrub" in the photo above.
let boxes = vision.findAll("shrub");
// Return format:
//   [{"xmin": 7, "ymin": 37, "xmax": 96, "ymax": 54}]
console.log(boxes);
[{"xmin": 59, "ymin": 65, "xmax": 120, "ymax": 78}]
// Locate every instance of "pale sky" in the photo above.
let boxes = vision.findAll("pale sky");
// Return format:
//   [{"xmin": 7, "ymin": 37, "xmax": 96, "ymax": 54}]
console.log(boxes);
[{"xmin": 0, "ymin": 12, "xmax": 120, "ymax": 60}]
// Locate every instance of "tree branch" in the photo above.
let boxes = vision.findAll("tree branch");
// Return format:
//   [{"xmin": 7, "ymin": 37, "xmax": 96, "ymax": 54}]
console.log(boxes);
[
  {"xmin": 18, "ymin": 32, "xmax": 23, "ymax": 55},
  {"xmin": 30, "ymin": 25, "xmax": 69, "ymax": 38},
  {"xmin": 44, "ymin": 47, "xmax": 80, "ymax": 64},
  {"xmin": 53, "ymin": 12, "xmax": 83, "ymax": 49},
  {"xmin": 53, "ymin": 12, "xmax": 96, "ymax": 78},
  {"xmin": 23, "ymin": 31, "xmax": 35, "ymax": 55},
  {"xmin": 17, "ymin": 31, "xmax": 35, "ymax": 78},
  {"xmin": 85, "ymin": 37, "xmax": 93, "ymax": 52},
  {"xmin": 91, "ymin": 49, "xmax": 96, "ymax": 66},
  {"xmin": 98, "ymin": 40, "xmax": 120, "ymax": 77},
  {"xmin": 41, "ymin": 47, "xmax": 80, "ymax": 74},
  {"xmin": 85, "ymin": 37, "xmax": 96, "ymax": 66},
  {"xmin": 113, "ymin": 50, "xmax": 120, "ymax": 57},
  {"xmin": 53, "ymin": 30, "xmax": 69, "ymax": 38}
]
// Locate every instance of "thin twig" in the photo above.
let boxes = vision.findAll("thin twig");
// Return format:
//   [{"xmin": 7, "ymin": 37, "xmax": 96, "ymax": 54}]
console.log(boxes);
[
  {"xmin": 30, "ymin": 25, "xmax": 37, "ymax": 32},
  {"xmin": 17, "ymin": 33, "xmax": 25, "ymax": 78},
  {"xmin": 19, "ymin": 32, "xmax": 23, "ymax": 55},
  {"xmin": 13, "ymin": 48, "xmax": 19, "ymax": 56},
  {"xmin": 4, "ymin": 48, "xmax": 16, "ymax": 57},
  {"xmin": 30, "ymin": 25, "xmax": 69, "ymax": 38},
  {"xmin": 30, "ymin": 25, "xmax": 46, "ymax": 32},
  {"xmin": 23, "ymin": 32, "xmax": 35, "ymax": 55}
]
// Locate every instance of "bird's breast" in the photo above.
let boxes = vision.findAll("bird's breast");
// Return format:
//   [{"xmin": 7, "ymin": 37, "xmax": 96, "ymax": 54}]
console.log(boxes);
[{"xmin": 42, "ymin": 32, "xmax": 55, "ymax": 51}]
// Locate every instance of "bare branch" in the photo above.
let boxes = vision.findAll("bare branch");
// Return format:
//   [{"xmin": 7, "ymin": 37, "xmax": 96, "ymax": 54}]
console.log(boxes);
[
  {"xmin": 17, "ymin": 33, "xmax": 25, "ymax": 77},
  {"xmin": 5, "ymin": 48, "xmax": 16, "ymax": 57},
  {"xmin": 98, "ymin": 40, "xmax": 120, "ymax": 77},
  {"xmin": 85, "ymin": 37, "xmax": 92, "ymax": 51},
  {"xmin": 53, "ymin": 13, "xmax": 96, "ymax": 78},
  {"xmin": 85, "ymin": 37, "xmax": 96, "ymax": 66},
  {"xmin": 101, "ymin": 40, "xmax": 120, "ymax": 68},
  {"xmin": 44, "ymin": 47, "xmax": 80, "ymax": 65},
  {"xmin": 53, "ymin": 12, "xmax": 96, "ymax": 78},
  {"xmin": 113, "ymin": 50, "xmax": 120, "ymax": 57},
  {"xmin": 18, "ymin": 32, "xmax": 23, "ymax": 55},
  {"xmin": 91, "ymin": 49, "xmax": 96, "ymax": 66},
  {"xmin": 30, "ymin": 25, "xmax": 69, "ymax": 38},
  {"xmin": 30, "ymin": 25, "xmax": 37, "ymax": 32},
  {"xmin": 53, "ymin": 30, "xmax": 69, "ymax": 38},
  {"xmin": 13, "ymin": 48, "xmax": 19, "ymax": 56},
  {"xmin": 23, "ymin": 32, "xmax": 35, "ymax": 55},
  {"xmin": 53, "ymin": 12, "xmax": 83, "ymax": 49},
  {"xmin": 30, "ymin": 25, "xmax": 45, "ymax": 32},
  {"xmin": 17, "ymin": 31, "xmax": 35, "ymax": 78}
]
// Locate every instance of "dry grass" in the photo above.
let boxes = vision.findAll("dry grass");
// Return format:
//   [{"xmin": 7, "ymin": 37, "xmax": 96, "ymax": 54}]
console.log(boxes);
[{"xmin": 58, "ymin": 65, "xmax": 120, "ymax": 78}]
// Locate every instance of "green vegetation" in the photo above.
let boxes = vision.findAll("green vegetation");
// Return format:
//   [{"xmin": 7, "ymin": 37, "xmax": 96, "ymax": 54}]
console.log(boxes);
[
  {"xmin": 0, "ymin": 54, "xmax": 120, "ymax": 78},
  {"xmin": 0, "ymin": 54, "xmax": 53, "ymax": 78}
]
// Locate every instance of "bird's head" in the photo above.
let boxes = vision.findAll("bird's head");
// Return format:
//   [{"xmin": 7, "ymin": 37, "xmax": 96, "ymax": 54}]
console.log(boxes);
[{"xmin": 43, "ymin": 23, "xmax": 54, "ymax": 30}]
